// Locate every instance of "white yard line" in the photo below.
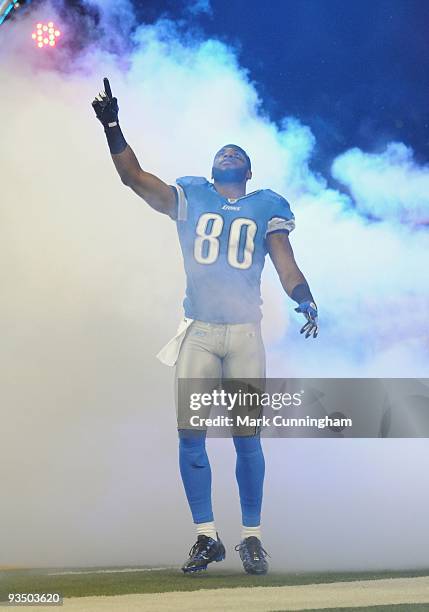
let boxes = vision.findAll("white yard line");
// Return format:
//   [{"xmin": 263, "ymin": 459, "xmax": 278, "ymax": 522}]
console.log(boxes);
[
  {"xmin": 7, "ymin": 575, "xmax": 429, "ymax": 612},
  {"xmin": 46, "ymin": 567, "xmax": 175, "ymax": 575}
]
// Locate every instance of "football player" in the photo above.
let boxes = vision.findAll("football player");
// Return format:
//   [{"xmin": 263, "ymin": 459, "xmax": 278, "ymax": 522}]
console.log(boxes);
[{"xmin": 92, "ymin": 79, "xmax": 318, "ymax": 575}]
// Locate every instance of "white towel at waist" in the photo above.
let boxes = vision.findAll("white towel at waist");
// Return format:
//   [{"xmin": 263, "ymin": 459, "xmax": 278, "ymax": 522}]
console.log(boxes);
[{"xmin": 156, "ymin": 317, "xmax": 194, "ymax": 366}]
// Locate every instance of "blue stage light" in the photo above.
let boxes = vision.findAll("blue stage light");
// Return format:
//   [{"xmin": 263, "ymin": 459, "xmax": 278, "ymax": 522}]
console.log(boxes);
[{"xmin": 0, "ymin": 0, "xmax": 19, "ymax": 26}]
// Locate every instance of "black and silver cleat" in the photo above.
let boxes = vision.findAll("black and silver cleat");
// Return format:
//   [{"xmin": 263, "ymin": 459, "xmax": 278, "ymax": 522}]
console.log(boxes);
[
  {"xmin": 235, "ymin": 536, "xmax": 269, "ymax": 575},
  {"xmin": 181, "ymin": 534, "xmax": 226, "ymax": 574}
]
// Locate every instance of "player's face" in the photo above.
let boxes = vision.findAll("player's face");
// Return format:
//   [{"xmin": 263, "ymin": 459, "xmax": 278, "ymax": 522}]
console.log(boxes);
[{"xmin": 212, "ymin": 147, "xmax": 251, "ymax": 183}]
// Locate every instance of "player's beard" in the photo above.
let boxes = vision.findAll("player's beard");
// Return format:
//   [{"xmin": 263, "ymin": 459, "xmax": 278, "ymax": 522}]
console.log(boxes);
[{"xmin": 212, "ymin": 165, "xmax": 248, "ymax": 184}]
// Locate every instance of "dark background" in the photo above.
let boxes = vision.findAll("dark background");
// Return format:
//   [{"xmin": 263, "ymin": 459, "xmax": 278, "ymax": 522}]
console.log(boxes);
[{"xmin": 133, "ymin": 0, "xmax": 429, "ymax": 175}]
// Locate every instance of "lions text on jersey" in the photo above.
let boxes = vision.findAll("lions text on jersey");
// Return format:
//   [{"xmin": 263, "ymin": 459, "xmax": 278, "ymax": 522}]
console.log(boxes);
[{"xmin": 174, "ymin": 177, "xmax": 295, "ymax": 324}]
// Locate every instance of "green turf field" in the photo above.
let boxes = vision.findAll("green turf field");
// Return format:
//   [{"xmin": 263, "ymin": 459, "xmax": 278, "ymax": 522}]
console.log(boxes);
[{"xmin": 1, "ymin": 567, "xmax": 429, "ymax": 599}]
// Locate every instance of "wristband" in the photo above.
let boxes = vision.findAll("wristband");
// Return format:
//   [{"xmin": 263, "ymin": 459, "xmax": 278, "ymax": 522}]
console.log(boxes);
[
  {"xmin": 104, "ymin": 123, "xmax": 127, "ymax": 155},
  {"xmin": 291, "ymin": 282, "xmax": 314, "ymax": 305}
]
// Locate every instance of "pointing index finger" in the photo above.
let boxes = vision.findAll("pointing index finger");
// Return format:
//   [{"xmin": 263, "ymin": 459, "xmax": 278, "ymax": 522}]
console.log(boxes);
[{"xmin": 103, "ymin": 77, "xmax": 112, "ymax": 99}]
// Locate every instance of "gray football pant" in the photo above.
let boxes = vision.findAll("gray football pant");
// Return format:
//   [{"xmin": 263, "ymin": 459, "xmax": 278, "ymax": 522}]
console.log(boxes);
[{"xmin": 175, "ymin": 320, "xmax": 266, "ymax": 433}]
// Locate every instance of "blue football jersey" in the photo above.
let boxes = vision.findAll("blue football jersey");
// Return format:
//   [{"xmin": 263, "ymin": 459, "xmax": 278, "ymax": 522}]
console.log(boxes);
[{"xmin": 174, "ymin": 177, "xmax": 295, "ymax": 323}]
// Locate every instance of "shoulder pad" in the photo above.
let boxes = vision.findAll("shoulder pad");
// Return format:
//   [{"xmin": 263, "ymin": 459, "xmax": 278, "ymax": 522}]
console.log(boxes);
[
  {"xmin": 176, "ymin": 176, "xmax": 209, "ymax": 188},
  {"xmin": 262, "ymin": 189, "xmax": 291, "ymax": 207}
]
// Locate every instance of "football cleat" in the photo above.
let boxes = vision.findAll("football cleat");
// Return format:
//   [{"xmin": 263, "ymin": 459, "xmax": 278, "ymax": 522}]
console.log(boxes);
[
  {"xmin": 181, "ymin": 534, "xmax": 226, "ymax": 574},
  {"xmin": 235, "ymin": 536, "xmax": 269, "ymax": 575}
]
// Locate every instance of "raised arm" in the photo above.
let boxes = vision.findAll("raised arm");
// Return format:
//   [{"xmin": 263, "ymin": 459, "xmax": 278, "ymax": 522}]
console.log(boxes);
[
  {"xmin": 267, "ymin": 231, "xmax": 319, "ymax": 338},
  {"xmin": 92, "ymin": 78, "xmax": 177, "ymax": 219}
]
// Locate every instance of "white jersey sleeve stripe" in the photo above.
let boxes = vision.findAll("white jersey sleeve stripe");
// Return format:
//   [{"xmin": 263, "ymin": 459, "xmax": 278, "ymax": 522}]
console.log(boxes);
[
  {"xmin": 266, "ymin": 216, "xmax": 295, "ymax": 236},
  {"xmin": 175, "ymin": 183, "xmax": 188, "ymax": 221}
]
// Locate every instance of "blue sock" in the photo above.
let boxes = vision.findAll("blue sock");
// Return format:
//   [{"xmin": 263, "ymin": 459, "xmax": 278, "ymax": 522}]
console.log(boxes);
[
  {"xmin": 178, "ymin": 430, "xmax": 213, "ymax": 524},
  {"xmin": 233, "ymin": 435, "xmax": 265, "ymax": 527}
]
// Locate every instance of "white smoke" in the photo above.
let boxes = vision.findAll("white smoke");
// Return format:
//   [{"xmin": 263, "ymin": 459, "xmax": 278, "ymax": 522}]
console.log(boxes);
[
  {"xmin": 1, "ymin": 0, "xmax": 428, "ymax": 573},
  {"xmin": 332, "ymin": 142, "xmax": 429, "ymax": 224}
]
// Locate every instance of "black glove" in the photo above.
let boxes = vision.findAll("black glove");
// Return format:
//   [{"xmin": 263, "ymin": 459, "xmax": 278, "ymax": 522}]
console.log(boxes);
[
  {"xmin": 92, "ymin": 78, "xmax": 127, "ymax": 154},
  {"xmin": 92, "ymin": 78, "xmax": 119, "ymax": 128}
]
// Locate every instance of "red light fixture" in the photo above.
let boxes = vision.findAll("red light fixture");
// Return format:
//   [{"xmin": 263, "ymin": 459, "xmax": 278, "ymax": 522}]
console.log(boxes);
[{"xmin": 31, "ymin": 21, "xmax": 61, "ymax": 49}]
